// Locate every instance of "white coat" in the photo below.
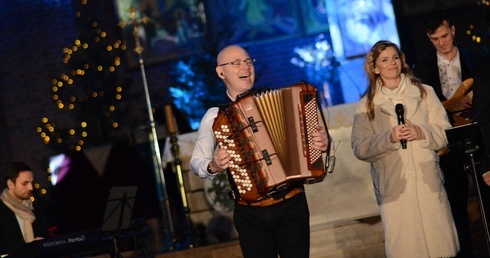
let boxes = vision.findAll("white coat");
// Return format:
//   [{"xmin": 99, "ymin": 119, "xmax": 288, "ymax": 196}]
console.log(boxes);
[{"xmin": 351, "ymin": 76, "xmax": 459, "ymax": 257}]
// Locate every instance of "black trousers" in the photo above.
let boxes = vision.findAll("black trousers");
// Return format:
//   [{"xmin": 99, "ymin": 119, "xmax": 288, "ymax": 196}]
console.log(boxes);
[{"xmin": 233, "ymin": 192, "xmax": 310, "ymax": 258}]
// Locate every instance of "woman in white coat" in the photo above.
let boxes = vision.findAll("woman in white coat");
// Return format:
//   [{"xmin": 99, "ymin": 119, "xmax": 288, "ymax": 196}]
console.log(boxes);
[{"xmin": 351, "ymin": 40, "xmax": 459, "ymax": 257}]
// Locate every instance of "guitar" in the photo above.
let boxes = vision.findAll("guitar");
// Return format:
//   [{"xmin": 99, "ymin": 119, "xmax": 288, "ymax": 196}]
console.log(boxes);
[
  {"xmin": 442, "ymin": 78, "xmax": 474, "ymax": 126},
  {"xmin": 439, "ymin": 78, "xmax": 473, "ymax": 155}
]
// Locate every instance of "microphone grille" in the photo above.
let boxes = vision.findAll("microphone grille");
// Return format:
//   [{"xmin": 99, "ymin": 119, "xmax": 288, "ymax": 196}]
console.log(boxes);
[{"xmin": 395, "ymin": 103, "xmax": 404, "ymax": 114}]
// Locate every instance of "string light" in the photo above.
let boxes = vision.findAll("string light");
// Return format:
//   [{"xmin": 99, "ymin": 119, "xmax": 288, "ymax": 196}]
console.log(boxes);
[
  {"xmin": 467, "ymin": 23, "xmax": 485, "ymax": 45},
  {"xmin": 38, "ymin": 0, "xmax": 127, "ymax": 152}
]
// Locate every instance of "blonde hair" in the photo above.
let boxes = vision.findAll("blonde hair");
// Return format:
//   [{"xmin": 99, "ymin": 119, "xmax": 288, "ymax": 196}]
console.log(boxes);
[{"xmin": 363, "ymin": 40, "xmax": 426, "ymax": 120}]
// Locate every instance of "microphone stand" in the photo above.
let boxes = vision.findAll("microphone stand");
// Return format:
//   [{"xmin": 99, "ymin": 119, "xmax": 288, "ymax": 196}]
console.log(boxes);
[
  {"xmin": 120, "ymin": 7, "xmax": 175, "ymax": 251},
  {"xmin": 464, "ymin": 140, "xmax": 490, "ymax": 255}
]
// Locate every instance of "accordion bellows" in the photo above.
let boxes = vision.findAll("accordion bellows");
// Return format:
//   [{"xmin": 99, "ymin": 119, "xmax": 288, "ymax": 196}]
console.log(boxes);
[{"xmin": 213, "ymin": 82, "xmax": 327, "ymax": 202}]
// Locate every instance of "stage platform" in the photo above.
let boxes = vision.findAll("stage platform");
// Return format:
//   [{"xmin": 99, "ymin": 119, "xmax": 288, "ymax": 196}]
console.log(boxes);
[{"xmin": 156, "ymin": 216, "xmax": 385, "ymax": 258}]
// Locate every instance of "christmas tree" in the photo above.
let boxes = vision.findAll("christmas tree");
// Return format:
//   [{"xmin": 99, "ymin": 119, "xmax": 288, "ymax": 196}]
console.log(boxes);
[{"xmin": 38, "ymin": 0, "xmax": 129, "ymax": 152}]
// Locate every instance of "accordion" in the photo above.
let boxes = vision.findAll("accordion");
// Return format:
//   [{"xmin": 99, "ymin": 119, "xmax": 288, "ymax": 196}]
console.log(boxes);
[{"xmin": 212, "ymin": 82, "xmax": 329, "ymax": 202}]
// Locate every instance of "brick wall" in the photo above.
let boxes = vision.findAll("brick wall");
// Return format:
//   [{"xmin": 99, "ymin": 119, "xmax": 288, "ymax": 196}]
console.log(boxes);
[
  {"xmin": 0, "ymin": 0, "xmax": 78, "ymax": 184},
  {"xmin": 247, "ymin": 36, "xmax": 315, "ymax": 89}
]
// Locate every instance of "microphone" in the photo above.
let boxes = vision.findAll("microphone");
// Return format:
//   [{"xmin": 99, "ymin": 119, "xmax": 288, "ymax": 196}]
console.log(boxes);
[{"xmin": 395, "ymin": 103, "xmax": 407, "ymax": 149}]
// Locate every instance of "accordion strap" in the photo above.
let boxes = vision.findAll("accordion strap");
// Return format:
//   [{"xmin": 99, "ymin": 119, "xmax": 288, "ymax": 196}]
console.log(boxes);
[
  {"xmin": 316, "ymin": 95, "xmax": 331, "ymax": 155},
  {"xmin": 310, "ymin": 84, "xmax": 335, "ymax": 174}
]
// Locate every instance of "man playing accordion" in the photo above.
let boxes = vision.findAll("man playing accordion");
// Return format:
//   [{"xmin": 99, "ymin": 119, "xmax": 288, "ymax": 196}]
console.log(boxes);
[{"xmin": 190, "ymin": 45, "xmax": 331, "ymax": 258}]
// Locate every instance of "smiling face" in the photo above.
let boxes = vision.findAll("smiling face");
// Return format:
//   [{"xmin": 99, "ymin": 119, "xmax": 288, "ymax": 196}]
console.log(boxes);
[
  {"xmin": 216, "ymin": 45, "xmax": 255, "ymax": 100},
  {"xmin": 374, "ymin": 46, "xmax": 402, "ymax": 88}
]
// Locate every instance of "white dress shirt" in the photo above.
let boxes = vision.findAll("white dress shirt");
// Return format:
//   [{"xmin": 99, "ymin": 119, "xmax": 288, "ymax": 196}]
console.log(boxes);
[
  {"xmin": 437, "ymin": 49, "xmax": 462, "ymax": 99},
  {"xmin": 189, "ymin": 107, "xmax": 220, "ymax": 180}
]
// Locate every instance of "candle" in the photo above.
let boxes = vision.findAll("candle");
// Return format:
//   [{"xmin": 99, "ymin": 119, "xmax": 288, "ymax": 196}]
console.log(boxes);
[{"xmin": 164, "ymin": 105, "xmax": 177, "ymax": 134}]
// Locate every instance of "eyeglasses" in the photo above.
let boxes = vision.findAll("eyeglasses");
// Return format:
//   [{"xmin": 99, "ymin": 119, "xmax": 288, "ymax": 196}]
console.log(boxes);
[{"xmin": 218, "ymin": 58, "xmax": 255, "ymax": 67}]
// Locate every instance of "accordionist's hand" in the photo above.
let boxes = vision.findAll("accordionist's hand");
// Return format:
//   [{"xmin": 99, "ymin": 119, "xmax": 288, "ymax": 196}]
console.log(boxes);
[
  {"xmin": 312, "ymin": 125, "xmax": 329, "ymax": 152},
  {"xmin": 483, "ymin": 172, "xmax": 490, "ymax": 187},
  {"xmin": 209, "ymin": 148, "xmax": 231, "ymax": 174}
]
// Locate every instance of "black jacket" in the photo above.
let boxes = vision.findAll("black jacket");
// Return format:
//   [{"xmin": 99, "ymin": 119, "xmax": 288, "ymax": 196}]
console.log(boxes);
[{"xmin": 0, "ymin": 200, "xmax": 49, "ymax": 255}]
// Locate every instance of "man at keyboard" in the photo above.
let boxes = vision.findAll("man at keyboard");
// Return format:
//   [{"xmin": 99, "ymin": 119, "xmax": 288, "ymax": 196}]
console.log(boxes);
[{"xmin": 0, "ymin": 162, "xmax": 49, "ymax": 256}]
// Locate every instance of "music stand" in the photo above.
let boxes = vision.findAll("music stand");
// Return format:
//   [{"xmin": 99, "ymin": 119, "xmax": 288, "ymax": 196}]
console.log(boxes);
[
  {"xmin": 102, "ymin": 186, "xmax": 137, "ymax": 232},
  {"xmin": 101, "ymin": 186, "xmax": 138, "ymax": 258},
  {"xmin": 445, "ymin": 122, "xmax": 490, "ymax": 255}
]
